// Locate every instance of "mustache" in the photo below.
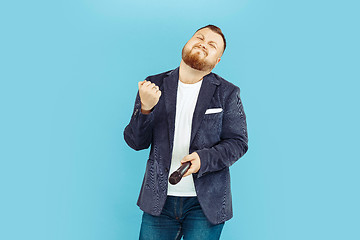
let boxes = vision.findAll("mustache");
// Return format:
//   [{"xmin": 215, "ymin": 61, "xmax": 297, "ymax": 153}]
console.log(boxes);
[{"xmin": 193, "ymin": 45, "xmax": 208, "ymax": 55}]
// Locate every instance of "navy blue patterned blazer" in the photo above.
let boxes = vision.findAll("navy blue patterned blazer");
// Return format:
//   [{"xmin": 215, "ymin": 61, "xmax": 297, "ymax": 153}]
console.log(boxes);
[{"xmin": 124, "ymin": 67, "xmax": 248, "ymax": 224}]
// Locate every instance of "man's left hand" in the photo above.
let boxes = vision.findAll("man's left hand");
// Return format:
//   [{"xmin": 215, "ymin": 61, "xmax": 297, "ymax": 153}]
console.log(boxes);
[{"xmin": 181, "ymin": 152, "xmax": 201, "ymax": 177}]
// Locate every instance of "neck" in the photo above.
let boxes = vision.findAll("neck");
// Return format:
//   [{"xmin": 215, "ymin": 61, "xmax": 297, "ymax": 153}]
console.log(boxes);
[{"xmin": 179, "ymin": 60, "xmax": 211, "ymax": 84}]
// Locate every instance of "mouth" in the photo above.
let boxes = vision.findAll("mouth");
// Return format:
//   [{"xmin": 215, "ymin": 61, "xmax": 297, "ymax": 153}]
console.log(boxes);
[{"xmin": 193, "ymin": 46, "xmax": 207, "ymax": 56}]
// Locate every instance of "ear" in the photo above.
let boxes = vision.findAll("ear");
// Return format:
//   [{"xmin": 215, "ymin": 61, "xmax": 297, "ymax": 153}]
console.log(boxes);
[{"xmin": 214, "ymin": 57, "xmax": 221, "ymax": 67}]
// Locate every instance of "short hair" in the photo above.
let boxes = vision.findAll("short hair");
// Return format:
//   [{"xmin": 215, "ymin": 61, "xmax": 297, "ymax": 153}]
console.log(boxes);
[{"xmin": 195, "ymin": 24, "xmax": 226, "ymax": 54}]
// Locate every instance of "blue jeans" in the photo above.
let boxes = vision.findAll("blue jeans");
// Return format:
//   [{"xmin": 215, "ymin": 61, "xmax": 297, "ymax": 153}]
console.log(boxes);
[{"xmin": 139, "ymin": 196, "xmax": 224, "ymax": 240}]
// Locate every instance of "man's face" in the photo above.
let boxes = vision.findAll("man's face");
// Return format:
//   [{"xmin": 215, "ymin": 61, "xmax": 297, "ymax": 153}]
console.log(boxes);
[{"xmin": 182, "ymin": 28, "xmax": 224, "ymax": 72}]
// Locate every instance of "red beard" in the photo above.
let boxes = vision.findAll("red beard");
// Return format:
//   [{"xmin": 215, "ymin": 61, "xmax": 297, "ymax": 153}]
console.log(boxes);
[{"xmin": 182, "ymin": 46, "xmax": 215, "ymax": 72}]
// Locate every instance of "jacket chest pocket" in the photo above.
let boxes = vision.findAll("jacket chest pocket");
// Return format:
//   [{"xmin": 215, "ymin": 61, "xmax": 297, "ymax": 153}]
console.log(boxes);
[{"xmin": 202, "ymin": 111, "xmax": 223, "ymax": 132}]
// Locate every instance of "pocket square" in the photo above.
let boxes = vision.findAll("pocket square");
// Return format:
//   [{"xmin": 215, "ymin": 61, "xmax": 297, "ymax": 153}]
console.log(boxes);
[{"xmin": 205, "ymin": 108, "xmax": 223, "ymax": 114}]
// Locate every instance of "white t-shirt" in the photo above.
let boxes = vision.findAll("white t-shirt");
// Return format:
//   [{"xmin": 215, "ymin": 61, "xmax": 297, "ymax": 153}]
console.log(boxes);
[{"xmin": 167, "ymin": 79, "xmax": 203, "ymax": 197}]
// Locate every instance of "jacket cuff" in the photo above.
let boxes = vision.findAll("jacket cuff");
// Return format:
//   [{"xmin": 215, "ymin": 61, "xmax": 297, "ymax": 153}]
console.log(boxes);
[
  {"xmin": 132, "ymin": 102, "xmax": 158, "ymax": 125},
  {"xmin": 195, "ymin": 149, "xmax": 211, "ymax": 178}
]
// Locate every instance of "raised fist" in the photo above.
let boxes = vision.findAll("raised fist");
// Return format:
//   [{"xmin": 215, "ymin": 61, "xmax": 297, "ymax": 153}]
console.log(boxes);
[{"xmin": 138, "ymin": 80, "xmax": 162, "ymax": 114}]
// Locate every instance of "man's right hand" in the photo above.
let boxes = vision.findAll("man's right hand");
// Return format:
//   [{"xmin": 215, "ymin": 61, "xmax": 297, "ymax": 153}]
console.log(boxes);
[{"xmin": 138, "ymin": 80, "xmax": 162, "ymax": 114}]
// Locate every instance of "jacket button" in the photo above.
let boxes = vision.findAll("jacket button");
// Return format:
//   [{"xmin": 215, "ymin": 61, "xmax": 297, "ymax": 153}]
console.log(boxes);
[{"xmin": 165, "ymin": 168, "xmax": 169, "ymax": 172}]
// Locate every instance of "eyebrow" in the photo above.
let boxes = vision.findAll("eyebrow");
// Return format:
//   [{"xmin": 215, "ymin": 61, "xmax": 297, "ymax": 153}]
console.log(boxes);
[{"xmin": 196, "ymin": 33, "xmax": 218, "ymax": 47}]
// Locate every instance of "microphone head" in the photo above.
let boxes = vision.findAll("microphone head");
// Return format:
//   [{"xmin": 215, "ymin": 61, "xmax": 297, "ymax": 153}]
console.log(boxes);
[{"xmin": 169, "ymin": 172, "xmax": 182, "ymax": 185}]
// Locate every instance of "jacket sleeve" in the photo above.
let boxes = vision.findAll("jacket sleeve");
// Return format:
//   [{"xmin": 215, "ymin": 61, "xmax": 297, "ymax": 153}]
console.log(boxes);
[
  {"xmin": 195, "ymin": 86, "xmax": 248, "ymax": 178},
  {"xmin": 123, "ymin": 90, "xmax": 156, "ymax": 151}
]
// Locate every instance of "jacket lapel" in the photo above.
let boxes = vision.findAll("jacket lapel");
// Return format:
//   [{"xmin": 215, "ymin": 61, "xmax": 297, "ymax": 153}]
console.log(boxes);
[
  {"xmin": 163, "ymin": 67, "xmax": 179, "ymax": 154},
  {"xmin": 190, "ymin": 73, "xmax": 220, "ymax": 146},
  {"xmin": 162, "ymin": 67, "xmax": 220, "ymax": 152}
]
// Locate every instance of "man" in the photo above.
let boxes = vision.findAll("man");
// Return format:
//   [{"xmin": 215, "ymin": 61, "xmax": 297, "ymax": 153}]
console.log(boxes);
[{"xmin": 124, "ymin": 25, "xmax": 248, "ymax": 239}]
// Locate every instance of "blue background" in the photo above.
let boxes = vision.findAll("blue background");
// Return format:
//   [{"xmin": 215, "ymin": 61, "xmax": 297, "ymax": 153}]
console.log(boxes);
[{"xmin": 1, "ymin": 0, "xmax": 359, "ymax": 239}]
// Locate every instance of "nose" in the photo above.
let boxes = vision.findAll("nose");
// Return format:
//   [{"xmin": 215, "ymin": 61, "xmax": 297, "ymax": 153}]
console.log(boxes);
[
  {"xmin": 199, "ymin": 42, "xmax": 206, "ymax": 49},
  {"xmin": 198, "ymin": 43, "xmax": 207, "ymax": 52}
]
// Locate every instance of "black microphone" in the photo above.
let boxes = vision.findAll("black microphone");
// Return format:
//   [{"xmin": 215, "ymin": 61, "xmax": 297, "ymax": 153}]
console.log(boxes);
[{"xmin": 168, "ymin": 162, "xmax": 191, "ymax": 185}]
